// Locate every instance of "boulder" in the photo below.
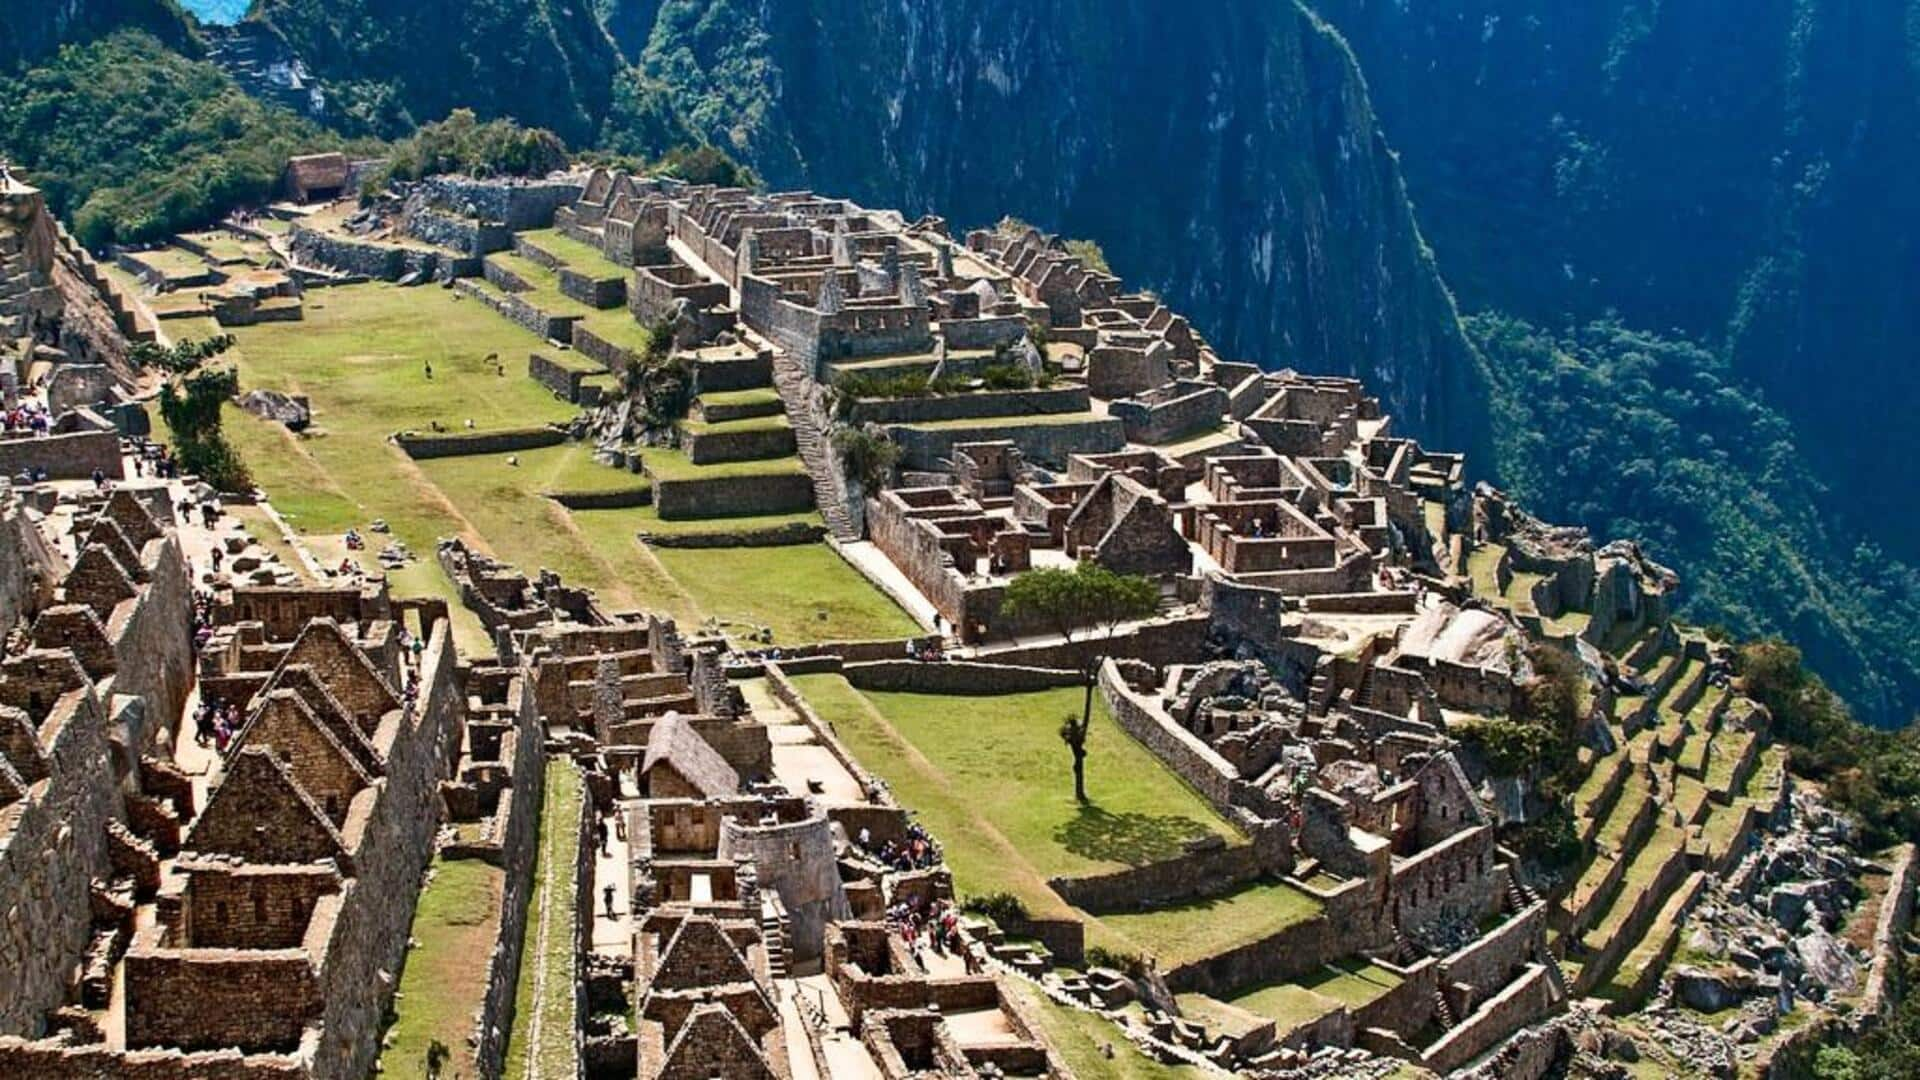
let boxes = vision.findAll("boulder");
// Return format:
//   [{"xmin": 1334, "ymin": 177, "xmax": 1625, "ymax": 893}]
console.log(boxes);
[
  {"xmin": 238, "ymin": 389, "xmax": 312, "ymax": 431},
  {"xmin": 1795, "ymin": 927, "xmax": 1858, "ymax": 996},
  {"xmin": 1672, "ymin": 966, "xmax": 1746, "ymax": 1013}
]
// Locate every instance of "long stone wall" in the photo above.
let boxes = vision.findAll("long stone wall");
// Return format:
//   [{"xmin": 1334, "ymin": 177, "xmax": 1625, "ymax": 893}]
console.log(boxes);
[
  {"xmin": 311, "ymin": 621, "xmax": 465, "ymax": 1079},
  {"xmin": 886, "ymin": 416, "xmax": 1124, "ymax": 470},
  {"xmin": 0, "ymin": 429, "xmax": 123, "ymax": 481},
  {"xmin": 471, "ymin": 689, "xmax": 546, "ymax": 1078},
  {"xmin": 290, "ymin": 228, "xmax": 474, "ymax": 282},
  {"xmin": 681, "ymin": 423, "xmax": 796, "ymax": 465},
  {"xmin": 842, "ymin": 386, "xmax": 1089, "ymax": 426},
  {"xmin": 0, "ymin": 688, "xmax": 121, "ymax": 1036},
  {"xmin": 650, "ymin": 472, "xmax": 814, "ymax": 520},
  {"xmin": 1098, "ymin": 660, "xmax": 1240, "ymax": 819},
  {"xmin": 841, "ymin": 660, "xmax": 1083, "ymax": 695},
  {"xmin": 1422, "ymin": 964, "xmax": 1555, "ymax": 1074},
  {"xmin": 1048, "ymin": 842, "xmax": 1264, "ymax": 913},
  {"xmin": 395, "ymin": 426, "xmax": 566, "ymax": 460}
]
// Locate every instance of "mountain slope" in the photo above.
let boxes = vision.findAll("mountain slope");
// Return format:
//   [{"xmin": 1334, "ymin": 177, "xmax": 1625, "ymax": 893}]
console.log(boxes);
[
  {"xmin": 0, "ymin": 0, "xmax": 191, "ymax": 71},
  {"xmin": 633, "ymin": 0, "xmax": 1492, "ymax": 461},
  {"xmin": 1310, "ymin": 0, "xmax": 1920, "ymax": 559},
  {"xmin": 249, "ymin": 0, "xmax": 623, "ymax": 142}
]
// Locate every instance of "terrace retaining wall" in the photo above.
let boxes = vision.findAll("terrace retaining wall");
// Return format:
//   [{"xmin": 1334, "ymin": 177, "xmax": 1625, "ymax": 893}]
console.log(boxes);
[
  {"xmin": 842, "ymin": 385, "xmax": 1088, "ymax": 426},
  {"xmin": 395, "ymin": 426, "xmax": 566, "ymax": 460},
  {"xmin": 650, "ymin": 472, "xmax": 814, "ymax": 520},
  {"xmin": 841, "ymin": 660, "xmax": 1083, "ymax": 695}
]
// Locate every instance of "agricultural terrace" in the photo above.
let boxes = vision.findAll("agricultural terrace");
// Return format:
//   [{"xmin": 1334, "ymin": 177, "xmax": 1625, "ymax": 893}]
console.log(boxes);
[
  {"xmin": 787, "ymin": 675, "xmax": 1322, "ymax": 964},
  {"xmin": 203, "ymin": 283, "xmax": 917, "ymax": 652}
]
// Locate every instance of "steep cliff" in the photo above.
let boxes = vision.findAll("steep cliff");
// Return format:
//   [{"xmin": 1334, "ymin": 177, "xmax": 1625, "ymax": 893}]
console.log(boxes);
[
  {"xmin": 1311, "ymin": 0, "xmax": 1920, "ymax": 557},
  {"xmin": 249, "ymin": 0, "xmax": 623, "ymax": 142},
  {"xmin": 631, "ymin": 0, "xmax": 1491, "ymax": 461},
  {"xmin": 0, "ymin": 0, "xmax": 191, "ymax": 71}
]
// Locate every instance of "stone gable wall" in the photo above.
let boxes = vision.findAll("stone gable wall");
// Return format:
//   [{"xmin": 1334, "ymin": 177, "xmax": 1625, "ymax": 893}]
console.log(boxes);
[{"xmin": 0, "ymin": 429, "xmax": 123, "ymax": 481}]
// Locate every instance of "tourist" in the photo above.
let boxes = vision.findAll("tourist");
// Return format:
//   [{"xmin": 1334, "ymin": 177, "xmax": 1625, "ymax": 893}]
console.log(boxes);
[
  {"xmin": 602, "ymin": 883, "xmax": 617, "ymax": 919},
  {"xmin": 596, "ymin": 817, "xmax": 610, "ymax": 856},
  {"xmin": 90, "ymin": 467, "xmax": 107, "ymax": 491}
]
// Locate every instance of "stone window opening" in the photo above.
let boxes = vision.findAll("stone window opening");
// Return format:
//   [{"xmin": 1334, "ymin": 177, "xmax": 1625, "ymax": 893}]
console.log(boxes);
[
  {"xmin": 326, "ymin": 794, "xmax": 339, "ymax": 818},
  {"xmin": 215, "ymin": 900, "xmax": 229, "ymax": 924},
  {"xmin": 254, "ymin": 891, "xmax": 267, "ymax": 924},
  {"xmin": 790, "ymin": 842, "xmax": 802, "ymax": 861}
]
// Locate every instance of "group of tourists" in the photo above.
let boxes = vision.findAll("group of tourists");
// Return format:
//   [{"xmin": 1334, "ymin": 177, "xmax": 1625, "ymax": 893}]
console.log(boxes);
[
  {"xmin": 192, "ymin": 698, "xmax": 242, "ymax": 753},
  {"xmin": 856, "ymin": 820, "xmax": 941, "ymax": 873},
  {"xmin": 2, "ymin": 400, "xmax": 50, "ymax": 436},
  {"xmin": 887, "ymin": 896, "xmax": 975, "ymax": 973}
]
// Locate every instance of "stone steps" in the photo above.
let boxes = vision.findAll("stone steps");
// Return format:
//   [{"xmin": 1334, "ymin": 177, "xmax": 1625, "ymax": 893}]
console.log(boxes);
[{"xmin": 770, "ymin": 349, "xmax": 858, "ymax": 541}]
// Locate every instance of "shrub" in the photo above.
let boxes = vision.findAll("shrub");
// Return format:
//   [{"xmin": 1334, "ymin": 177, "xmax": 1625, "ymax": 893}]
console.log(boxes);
[
  {"xmin": 959, "ymin": 892, "xmax": 1029, "ymax": 926},
  {"xmin": 832, "ymin": 426, "xmax": 900, "ymax": 491},
  {"xmin": 1085, "ymin": 945, "xmax": 1149, "ymax": 979}
]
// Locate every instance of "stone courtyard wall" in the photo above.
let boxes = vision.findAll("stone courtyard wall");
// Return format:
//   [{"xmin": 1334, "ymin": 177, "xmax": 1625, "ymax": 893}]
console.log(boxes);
[
  {"xmin": 471, "ymin": 690, "xmax": 546, "ymax": 1078},
  {"xmin": 841, "ymin": 660, "xmax": 1083, "ymax": 695},
  {"xmin": 0, "ymin": 689, "xmax": 121, "ymax": 1036},
  {"xmin": 650, "ymin": 472, "xmax": 814, "ymax": 520},
  {"xmin": 0, "ymin": 429, "xmax": 123, "ymax": 481},
  {"xmin": 395, "ymin": 426, "xmax": 566, "ymax": 460}
]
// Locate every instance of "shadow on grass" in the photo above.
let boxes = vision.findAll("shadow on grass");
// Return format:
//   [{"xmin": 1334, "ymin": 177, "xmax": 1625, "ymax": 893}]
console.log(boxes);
[{"xmin": 1053, "ymin": 803, "xmax": 1212, "ymax": 866}]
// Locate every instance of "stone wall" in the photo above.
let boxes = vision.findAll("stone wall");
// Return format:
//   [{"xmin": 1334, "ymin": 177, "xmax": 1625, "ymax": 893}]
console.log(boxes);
[
  {"xmin": 642, "ymin": 521, "xmax": 824, "ymax": 548},
  {"xmin": 405, "ymin": 209, "xmax": 511, "ymax": 258},
  {"xmin": 842, "ymin": 385, "xmax": 1088, "ymax": 426},
  {"xmin": 454, "ymin": 278, "xmax": 579, "ymax": 342},
  {"xmin": 1047, "ymin": 842, "xmax": 1264, "ymax": 913},
  {"xmin": 1099, "ymin": 660, "xmax": 1240, "ymax": 819},
  {"xmin": 690, "ymin": 352, "xmax": 774, "ymax": 394},
  {"xmin": 310, "ymin": 622, "xmax": 464, "ymax": 1079},
  {"xmin": 0, "ymin": 687, "xmax": 121, "ymax": 1036},
  {"xmin": 528, "ymin": 352, "xmax": 596, "ymax": 401},
  {"xmin": 558, "ymin": 267, "xmax": 626, "ymax": 310},
  {"xmin": 471, "ymin": 689, "xmax": 546, "ymax": 1077},
  {"xmin": 841, "ymin": 660, "xmax": 1083, "ymax": 695},
  {"xmin": 111, "ymin": 533, "xmax": 196, "ymax": 755},
  {"xmin": 0, "ymin": 1037, "xmax": 310, "ymax": 1077},
  {"xmin": 1422, "ymin": 964, "xmax": 1555, "ymax": 1074},
  {"xmin": 650, "ymin": 472, "xmax": 815, "ymax": 520},
  {"xmin": 1443, "ymin": 902, "xmax": 1545, "ymax": 999},
  {"xmin": 414, "ymin": 176, "xmax": 584, "ymax": 231},
  {"xmin": 681, "ymin": 423, "xmax": 796, "ymax": 465},
  {"xmin": 887, "ymin": 416, "xmax": 1124, "ymax": 470},
  {"xmin": 0, "ymin": 429, "xmax": 123, "ymax": 481},
  {"xmin": 395, "ymin": 426, "xmax": 566, "ymax": 460},
  {"xmin": 1108, "ymin": 383, "xmax": 1229, "ymax": 444},
  {"xmin": 975, "ymin": 614, "xmax": 1210, "ymax": 672},
  {"xmin": 290, "ymin": 229, "xmax": 474, "ymax": 282},
  {"xmin": 939, "ymin": 314, "xmax": 1028, "ymax": 351}
]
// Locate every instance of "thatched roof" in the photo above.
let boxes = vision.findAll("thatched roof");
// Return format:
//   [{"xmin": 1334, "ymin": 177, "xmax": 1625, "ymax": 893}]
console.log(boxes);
[{"xmin": 641, "ymin": 713, "xmax": 738, "ymax": 798}]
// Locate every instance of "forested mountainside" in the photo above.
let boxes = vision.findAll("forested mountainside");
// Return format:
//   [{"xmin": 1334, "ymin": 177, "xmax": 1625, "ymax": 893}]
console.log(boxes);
[
  {"xmin": 1311, "ymin": 0, "xmax": 1920, "ymax": 562},
  {"xmin": 247, "ymin": 0, "xmax": 623, "ymax": 143},
  {"xmin": 630, "ymin": 0, "xmax": 1493, "ymax": 464},
  {"xmin": 0, "ymin": 0, "xmax": 191, "ymax": 70}
]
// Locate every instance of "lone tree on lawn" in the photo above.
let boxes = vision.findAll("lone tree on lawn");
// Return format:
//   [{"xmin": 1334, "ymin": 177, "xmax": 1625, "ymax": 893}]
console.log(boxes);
[
  {"xmin": 1059, "ymin": 711, "xmax": 1091, "ymax": 802},
  {"xmin": 1002, "ymin": 563, "xmax": 1158, "ymax": 801}
]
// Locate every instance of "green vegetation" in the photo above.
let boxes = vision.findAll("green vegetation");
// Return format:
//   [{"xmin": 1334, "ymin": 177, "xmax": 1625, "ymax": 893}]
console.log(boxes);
[
  {"xmin": 1809, "ymin": 955, "xmax": 1920, "ymax": 1079},
  {"xmin": 160, "ymin": 362, "xmax": 252, "ymax": 491},
  {"xmin": 378, "ymin": 859, "xmax": 504, "ymax": 1078},
  {"xmin": 503, "ymin": 760, "xmax": 581, "ymax": 1079},
  {"xmin": 831, "ymin": 426, "xmax": 901, "ymax": 492},
  {"xmin": 380, "ymin": 109, "xmax": 569, "ymax": 184},
  {"xmin": 1473, "ymin": 315, "xmax": 1920, "ymax": 726},
  {"xmin": 1005, "ymin": 981, "xmax": 1203, "ymax": 1080},
  {"xmin": 0, "ymin": 31, "xmax": 344, "ymax": 245},
  {"xmin": 1741, "ymin": 641, "xmax": 1920, "ymax": 847},
  {"xmin": 789, "ymin": 674, "xmax": 1275, "ymax": 960},
  {"xmin": 645, "ymin": 544, "xmax": 917, "ymax": 643}
]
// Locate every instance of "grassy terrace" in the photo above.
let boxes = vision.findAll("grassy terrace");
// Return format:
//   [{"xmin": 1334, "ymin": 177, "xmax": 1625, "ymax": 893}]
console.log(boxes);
[
  {"xmin": 678, "ymin": 414, "xmax": 791, "ymax": 436},
  {"xmin": 1007, "ymin": 982, "xmax": 1202, "ymax": 1080},
  {"xmin": 1466, "ymin": 543, "xmax": 1505, "ymax": 600},
  {"xmin": 698, "ymin": 387, "xmax": 783, "ymax": 411},
  {"xmin": 130, "ymin": 246, "xmax": 212, "ymax": 280},
  {"xmin": 517, "ymin": 227, "xmax": 630, "ymax": 280},
  {"xmin": 789, "ymin": 675, "xmax": 1321, "ymax": 962},
  {"xmin": 378, "ymin": 859, "xmax": 505, "ymax": 1077},
  {"xmin": 1184, "ymin": 958, "xmax": 1406, "ymax": 1032},
  {"xmin": 211, "ymin": 283, "xmax": 914, "ymax": 653},
  {"xmin": 637, "ymin": 445, "xmax": 806, "ymax": 481},
  {"xmin": 503, "ymin": 761, "xmax": 581, "ymax": 1079}
]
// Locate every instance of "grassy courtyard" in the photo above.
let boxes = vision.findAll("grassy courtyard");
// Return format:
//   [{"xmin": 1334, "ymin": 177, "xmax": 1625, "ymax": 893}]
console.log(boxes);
[
  {"xmin": 377, "ymin": 858, "xmax": 505, "ymax": 1077},
  {"xmin": 201, "ymin": 282, "xmax": 915, "ymax": 652},
  {"xmin": 787, "ymin": 675, "xmax": 1315, "ymax": 961},
  {"xmin": 503, "ymin": 761, "xmax": 581, "ymax": 1080}
]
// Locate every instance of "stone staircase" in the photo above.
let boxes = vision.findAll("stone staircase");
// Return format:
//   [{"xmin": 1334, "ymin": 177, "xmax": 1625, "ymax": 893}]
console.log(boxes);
[
  {"xmin": 1431, "ymin": 989, "xmax": 1457, "ymax": 1031},
  {"xmin": 769, "ymin": 350, "xmax": 858, "ymax": 540},
  {"xmin": 761, "ymin": 896, "xmax": 791, "ymax": 980},
  {"xmin": 202, "ymin": 25, "xmax": 324, "ymax": 119}
]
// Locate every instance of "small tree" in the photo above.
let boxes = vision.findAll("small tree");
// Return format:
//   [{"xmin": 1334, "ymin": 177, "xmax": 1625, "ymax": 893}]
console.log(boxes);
[
  {"xmin": 1059, "ymin": 711, "xmax": 1091, "ymax": 803},
  {"xmin": 159, "ymin": 364, "xmax": 252, "ymax": 491},
  {"xmin": 1003, "ymin": 563, "xmax": 1157, "ymax": 801},
  {"xmin": 832, "ymin": 426, "xmax": 901, "ymax": 492},
  {"xmin": 425, "ymin": 1038, "xmax": 450, "ymax": 1079}
]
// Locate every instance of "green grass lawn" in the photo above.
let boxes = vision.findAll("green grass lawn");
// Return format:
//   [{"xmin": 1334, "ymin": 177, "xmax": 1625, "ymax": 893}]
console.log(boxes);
[
  {"xmin": 377, "ymin": 858, "xmax": 504, "ymax": 1077},
  {"xmin": 1096, "ymin": 880, "xmax": 1323, "ymax": 967},
  {"xmin": 678, "ymin": 414, "xmax": 792, "ymax": 436},
  {"xmin": 504, "ymin": 761, "xmax": 581, "ymax": 1079},
  {"xmin": 203, "ymin": 284, "xmax": 912, "ymax": 651},
  {"xmin": 131, "ymin": 246, "xmax": 212, "ymax": 280},
  {"xmin": 698, "ymin": 387, "xmax": 783, "ymax": 411},
  {"xmin": 648, "ymin": 545, "xmax": 919, "ymax": 643},
  {"xmin": 790, "ymin": 675, "xmax": 1289, "ymax": 959},
  {"xmin": 517, "ymin": 227, "xmax": 631, "ymax": 280},
  {"xmin": 1466, "ymin": 543, "xmax": 1505, "ymax": 600},
  {"xmin": 1006, "ymin": 982, "xmax": 1203, "ymax": 1080}
]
